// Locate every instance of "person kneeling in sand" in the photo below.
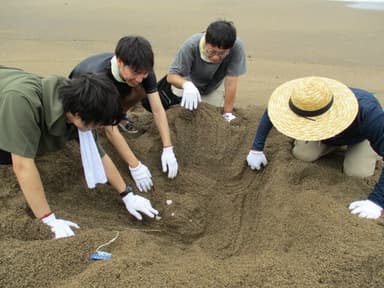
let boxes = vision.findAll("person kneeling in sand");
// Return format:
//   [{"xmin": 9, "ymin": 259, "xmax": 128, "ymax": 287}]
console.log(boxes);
[
  {"xmin": 166, "ymin": 19, "xmax": 246, "ymax": 122},
  {"xmin": 0, "ymin": 66, "xmax": 158, "ymax": 239},
  {"xmin": 246, "ymin": 76, "xmax": 384, "ymax": 220},
  {"xmin": 70, "ymin": 35, "xmax": 178, "ymax": 193}
]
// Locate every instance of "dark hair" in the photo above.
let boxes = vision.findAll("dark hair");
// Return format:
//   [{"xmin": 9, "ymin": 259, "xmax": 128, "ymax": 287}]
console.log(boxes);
[
  {"xmin": 59, "ymin": 74, "xmax": 124, "ymax": 126},
  {"xmin": 205, "ymin": 20, "xmax": 237, "ymax": 49},
  {"xmin": 115, "ymin": 35, "xmax": 154, "ymax": 73}
]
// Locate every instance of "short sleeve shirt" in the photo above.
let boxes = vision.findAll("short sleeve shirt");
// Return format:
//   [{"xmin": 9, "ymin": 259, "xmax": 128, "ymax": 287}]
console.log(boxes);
[
  {"xmin": 169, "ymin": 33, "xmax": 247, "ymax": 95},
  {"xmin": 69, "ymin": 53, "xmax": 158, "ymax": 98},
  {"xmin": 0, "ymin": 67, "xmax": 77, "ymax": 158}
]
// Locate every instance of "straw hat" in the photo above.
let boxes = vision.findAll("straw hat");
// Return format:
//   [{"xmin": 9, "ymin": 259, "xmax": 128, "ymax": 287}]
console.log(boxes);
[{"xmin": 267, "ymin": 76, "xmax": 358, "ymax": 141}]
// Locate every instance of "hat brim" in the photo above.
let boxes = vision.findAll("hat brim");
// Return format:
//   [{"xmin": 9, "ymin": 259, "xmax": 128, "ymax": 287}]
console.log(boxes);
[{"xmin": 267, "ymin": 77, "xmax": 358, "ymax": 141}]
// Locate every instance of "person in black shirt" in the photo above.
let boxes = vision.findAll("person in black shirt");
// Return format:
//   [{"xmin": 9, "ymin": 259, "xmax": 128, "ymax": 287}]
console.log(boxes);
[{"xmin": 70, "ymin": 36, "xmax": 178, "ymax": 192}]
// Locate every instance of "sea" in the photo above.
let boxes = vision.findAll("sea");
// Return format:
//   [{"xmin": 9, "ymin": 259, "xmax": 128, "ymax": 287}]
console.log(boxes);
[{"xmin": 332, "ymin": 0, "xmax": 384, "ymax": 10}]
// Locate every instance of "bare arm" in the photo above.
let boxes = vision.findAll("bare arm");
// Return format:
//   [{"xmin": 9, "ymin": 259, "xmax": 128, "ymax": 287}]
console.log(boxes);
[
  {"xmin": 104, "ymin": 123, "xmax": 153, "ymax": 191},
  {"xmin": 101, "ymin": 154, "xmax": 126, "ymax": 194},
  {"xmin": 147, "ymin": 92, "xmax": 172, "ymax": 147},
  {"xmin": 167, "ymin": 73, "xmax": 187, "ymax": 89},
  {"xmin": 11, "ymin": 153, "xmax": 51, "ymax": 219},
  {"xmin": 104, "ymin": 125, "xmax": 140, "ymax": 168},
  {"xmin": 223, "ymin": 76, "xmax": 239, "ymax": 113}
]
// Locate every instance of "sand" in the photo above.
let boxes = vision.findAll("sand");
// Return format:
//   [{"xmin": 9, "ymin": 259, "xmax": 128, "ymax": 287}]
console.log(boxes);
[{"xmin": 1, "ymin": 0, "xmax": 384, "ymax": 287}]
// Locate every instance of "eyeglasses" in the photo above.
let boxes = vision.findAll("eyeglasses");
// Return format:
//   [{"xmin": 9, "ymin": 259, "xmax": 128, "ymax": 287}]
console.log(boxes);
[{"xmin": 205, "ymin": 46, "xmax": 229, "ymax": 58}]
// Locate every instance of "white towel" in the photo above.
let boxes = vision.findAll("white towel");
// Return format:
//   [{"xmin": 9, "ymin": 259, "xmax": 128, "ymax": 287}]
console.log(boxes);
[
  {"xmin": 110, "ymin": 56, "xmax": 125, "ymax": 83},
  {"xmin": 78, "ymin": 130, "xmax": 107, "ymax": 188}
]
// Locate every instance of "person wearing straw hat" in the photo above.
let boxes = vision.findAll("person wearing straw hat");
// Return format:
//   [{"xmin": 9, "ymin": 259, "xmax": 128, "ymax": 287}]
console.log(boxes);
[
  {"xmin": 246, "ymin": 76, "xmax": 384, "ymax": 219},
  {"xmin": 0, "ymin": 66, "xmax": 159, "ymax": 239},
  {"xmin": 70, "ymin": 35, "xmax": 178, "ymax": 193},
  {"xmin": 166, "ymin": 19, "xmax": 246, "ymax": 122}
]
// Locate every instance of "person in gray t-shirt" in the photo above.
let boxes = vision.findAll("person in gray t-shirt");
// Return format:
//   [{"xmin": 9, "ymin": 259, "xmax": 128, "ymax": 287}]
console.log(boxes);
[{"xmin": 167, "ymin": 20, "xmax": 246, "ymax": 122}]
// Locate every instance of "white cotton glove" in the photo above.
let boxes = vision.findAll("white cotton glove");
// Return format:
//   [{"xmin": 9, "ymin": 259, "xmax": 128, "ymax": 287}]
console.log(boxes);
[
  {"xmin": 41, "ymin": 213, "xmax": 80, "ymax": 239},
  {"xmin": 246, "ymin": 150, "xmax": 268, "ymax": 170},
  {"xmin": 129, "ymin": 162, "xmax": 153, "ymax": 192},
  {"xmin": 161, "ymin": 146, "xmax": 178, "ymax": 178},
  {"xmin": 349, "ymin": 200, "xmax": 383, "ymax": 219},
  {"xmin": 181, "ymin": 81, "xmax": 201, "ymax": 110},
  {"xmin": 122, "ymin": 190, "xmax": 159, "ymax": 220},
  {"xmin": 223, "ymin": 112, "xmax": 236, "ymax": 122}
]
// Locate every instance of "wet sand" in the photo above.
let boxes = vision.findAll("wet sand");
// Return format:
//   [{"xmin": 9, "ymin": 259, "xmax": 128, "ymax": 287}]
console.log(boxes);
[
  {"xmin": 1, "ymin": 0, "xmax": 383, "ymax": 107},
  {"xmin": 1, "ymin": 1, "xmax": 384, "ymax": 287}
]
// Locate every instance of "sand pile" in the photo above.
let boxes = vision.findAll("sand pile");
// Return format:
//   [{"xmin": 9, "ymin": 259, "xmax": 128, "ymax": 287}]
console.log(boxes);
[{"xmin": 1, "ymin": 103, "xmax": 383, "ymax": 288}]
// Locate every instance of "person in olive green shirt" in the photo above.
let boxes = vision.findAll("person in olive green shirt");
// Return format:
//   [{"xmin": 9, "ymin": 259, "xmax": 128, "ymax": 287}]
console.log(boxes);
[{"xmin": 0, "ymin": 66, "xmax": 158, "ymax": 239}]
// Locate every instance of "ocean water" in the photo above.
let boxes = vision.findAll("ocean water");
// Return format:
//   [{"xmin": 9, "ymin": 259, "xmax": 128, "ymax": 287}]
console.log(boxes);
[{"xmin": 332, "ymin": 0, "xmax": 384, "ymax": 10}]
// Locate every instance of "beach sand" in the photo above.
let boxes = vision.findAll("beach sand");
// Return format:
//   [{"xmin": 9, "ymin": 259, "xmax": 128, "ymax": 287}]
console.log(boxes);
[{"xmin": 1, "ymin": 1, "xmax": 384, "ymax": 287}]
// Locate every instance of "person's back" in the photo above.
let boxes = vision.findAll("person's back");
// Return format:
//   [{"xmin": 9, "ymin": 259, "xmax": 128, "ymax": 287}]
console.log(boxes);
[
  {"xmin": 67, "ymin": 36, "xmax": 179, "ymax": 192},
  {"xmin": 246, "ymin": 76, "xmax": 384, "ymax": 220},
  {"xmin": 69, "ymin": 52, "xmax": 139, "ymax": 104},
  {"xmin": 0, "ymin": 67, "xmax": 159, "ymax": 239},
  {"xmin": 69, "ymin": 41, "xmax": 157, "ymax": 106},
  {"xmin": 0, "ymin": 67, "xmax": 77, "ymax": 158},
  {"xmin": 69, "ymin": 53, "xmax": 113, "ymax": 79}
]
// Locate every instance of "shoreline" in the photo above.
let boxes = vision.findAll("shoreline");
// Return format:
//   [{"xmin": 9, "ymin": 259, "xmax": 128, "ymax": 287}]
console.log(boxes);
[{"xmin": 0, "ymin": 0, "xmax": 383, "ymax": 107}]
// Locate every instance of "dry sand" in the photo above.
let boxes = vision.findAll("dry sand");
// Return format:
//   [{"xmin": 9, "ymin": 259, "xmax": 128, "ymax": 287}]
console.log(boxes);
[{"xmin": 1, "ymin": 0, "xmax": 384, "ymax": 287}]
